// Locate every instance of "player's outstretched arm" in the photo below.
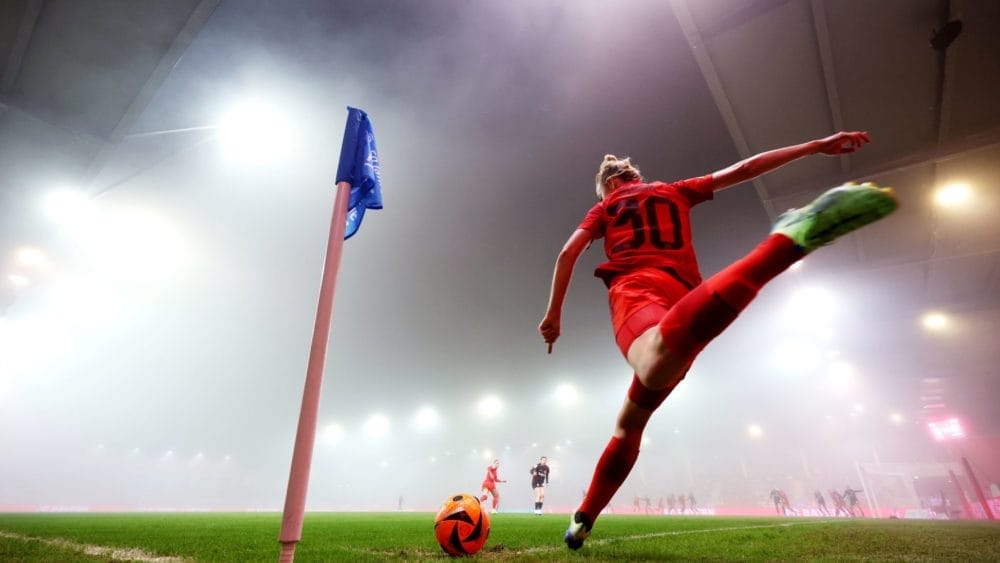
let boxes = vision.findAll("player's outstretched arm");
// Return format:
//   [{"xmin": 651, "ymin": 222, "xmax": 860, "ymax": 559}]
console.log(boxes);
[
  {"xmin": 709, "ymin": 131, "xmax": 870, "ymax": 192},
  {"xmin": 540, "ymin": 228, "xmax": 592, "ymax": 353}
]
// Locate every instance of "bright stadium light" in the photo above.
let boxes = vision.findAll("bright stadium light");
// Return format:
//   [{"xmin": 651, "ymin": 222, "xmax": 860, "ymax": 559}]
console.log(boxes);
[
  {"xmin": 774, "ymin": 340, "xmax": 820, "ymax": 373},
  {"xmin": 922, "ymin": 312, "xmax": 949, "ymax": 331},
  {"xmin": 43, "ymin": 189, "xmax": 97, "ymax": 226},
  {"xmin": 828, "ymin": 361, "xmax": 855, "ymax": 390},
  {"xmin": 928, "ymin": 417, "xmax": 965, "ymax": 441},
  {"xmin": 321, "ymin": 423, "xmax": 344, "ymax": 446},
  {"xmin": 478, "ymin": 395, "xmax": 503, "ymax": 418},
  {"xmin": 364, "ymin": 414, "xmax": 390, "ymax": 439},
  {"xmin": 554, "ymin": 383, "xmax": 579, "ymax": 407},
  {"xmin": 640, "ymin": 436, "xmax": 651, "ymax": 446},
  {"xmin": 414, "ymin": 406, "xmax": 439, "ymax": 431},
  {"xmin": 81, "ymin": 206, "xmax": 187, "ymax": 282},
  {"xmin": 934, "ymin": 182, "xmax": 972, "ymax": 208},
  {"xmin": 14, "ymin": 247, "xmax": 47, "ymax": 269},
  {"xmin": 482, "ymin": 450, "xmax": 493, "ymax": 460},
  {"xmin": 218, "ymin": 101, "xmax": 293, "ymax": 164},
  {"xmin": 787, "ymin": 287, "xmax": 836, "ymax": 324},
  {"xmin": 890, "ymin": 412, "xmax": 904, "ymax": 425},
  {"xmin": 747, "ymin": 424, "xmax": 763, "ymax": 439}
]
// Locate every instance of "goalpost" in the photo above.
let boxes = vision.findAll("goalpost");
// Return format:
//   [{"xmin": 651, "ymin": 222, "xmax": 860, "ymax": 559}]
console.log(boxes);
[{"xmin": 855, "ymin": 460, "xmax": 968, "ymax": 519}]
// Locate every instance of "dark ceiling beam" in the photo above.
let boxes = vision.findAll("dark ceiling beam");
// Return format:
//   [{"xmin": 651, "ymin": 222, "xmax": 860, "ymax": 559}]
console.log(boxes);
[
  {"xmin": 670, "ymin": 0, "xmax": 776, "ymax": 220},
  {"xmin": 936, "ymin": 0, "xmax": 961, "ymax": 145},
  {"xmin": 808, "ymin": 0, "xmax": 868, "ymax": 263},
  {"xmin": 0, "ymin": 94, "xmax": 105, "ymax": 145},
  {"xmin": 698, "ymin": 0, "xmax": 795, "ymax": 41},
  {"xmin": 809, "ymin": 0, "xmax": 848, "ymax": 175},
  {"xmin": 83, "ymin": 0, "xmax": 221, "ymax": 185},
  {"xmin": 1, "ymin": 0, "xmax": 43, "ymax": 95}
]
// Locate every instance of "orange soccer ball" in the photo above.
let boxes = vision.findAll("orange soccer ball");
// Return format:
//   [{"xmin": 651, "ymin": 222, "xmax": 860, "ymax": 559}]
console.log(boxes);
[{"xmin": 433, "ymin": 493, "xmax": 491, "ymax": 556}]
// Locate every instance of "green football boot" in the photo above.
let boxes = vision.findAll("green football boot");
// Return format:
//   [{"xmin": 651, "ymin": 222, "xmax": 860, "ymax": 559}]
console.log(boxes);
[{"xmin": 771, "ymin": 181, "xmax": 898, "ymax": 253}]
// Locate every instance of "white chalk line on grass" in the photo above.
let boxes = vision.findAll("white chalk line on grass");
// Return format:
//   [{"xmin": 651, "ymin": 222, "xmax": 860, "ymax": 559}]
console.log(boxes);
[
  {"xmin": 0, "ymin": 530, "xmax": 190, "ymax": 562},
  {"xmin": 520, "ymin": 519, "xmax": 841, "ymax": 554}
]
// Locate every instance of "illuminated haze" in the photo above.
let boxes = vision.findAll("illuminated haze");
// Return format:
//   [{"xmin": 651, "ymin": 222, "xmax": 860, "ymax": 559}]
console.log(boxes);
[{"xmin": 1, "ymin": 0, "xmax": 998, "ymax": 512}]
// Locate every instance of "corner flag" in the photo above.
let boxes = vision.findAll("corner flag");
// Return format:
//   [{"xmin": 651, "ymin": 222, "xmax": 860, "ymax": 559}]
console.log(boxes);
[
  {"xmin": 279, "ymin": 106, "xmax": 384, "ymax": 562},
  {"xmin": 335, "ymin": 106, "xmax": 382, "ymax": 239}
]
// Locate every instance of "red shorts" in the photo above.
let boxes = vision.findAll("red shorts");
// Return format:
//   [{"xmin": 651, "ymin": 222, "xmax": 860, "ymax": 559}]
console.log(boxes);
[
  {"xmin": 609, "ymin": 268, "xmax": 692, "ymax": 357},
  {"xmin": 481, "ymin": 481, "xmax": 496, "ymax": 491}
]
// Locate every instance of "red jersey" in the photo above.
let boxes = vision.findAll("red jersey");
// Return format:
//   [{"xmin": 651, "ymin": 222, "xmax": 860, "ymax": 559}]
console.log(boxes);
[
  {"xmin": 483, "ymin": 465, "xmax": 499, "ymax": 485},
  {"xmin": 577, "ymin": 176, "xmax": 714, "ymax": 288}
]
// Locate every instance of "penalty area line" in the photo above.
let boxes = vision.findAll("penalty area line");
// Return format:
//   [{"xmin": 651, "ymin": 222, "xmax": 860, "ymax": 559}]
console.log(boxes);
[
  {"xmin": 0, "ymin": 530, "xmax": 190, "ymax": 562},
  {"xmin": 520, "ymin": 519, "xmax": 841, "ymax": 554}
]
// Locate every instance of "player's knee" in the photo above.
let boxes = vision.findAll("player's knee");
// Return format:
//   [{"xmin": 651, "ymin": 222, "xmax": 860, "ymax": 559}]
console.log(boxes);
[{"xmin": 627, "ymin": 374, "xmax": 673, "ymax": 412}]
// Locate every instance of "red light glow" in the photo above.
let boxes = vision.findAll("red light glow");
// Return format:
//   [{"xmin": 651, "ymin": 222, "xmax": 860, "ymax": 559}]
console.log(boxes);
[{"xmin": 928, "ymin": 418, "xmax": 965, "ymax": 441}]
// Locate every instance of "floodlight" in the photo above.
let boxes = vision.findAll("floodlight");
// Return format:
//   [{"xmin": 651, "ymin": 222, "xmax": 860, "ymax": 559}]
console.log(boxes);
[
  {"xmin": 641, "ymin": 436, "xmax": 651, "ymax": 446},
  {"xmin": 482, "ymin": 450, "xmax": 493, "ymax": 460},
  {"xmin": 828, "ymin": 361, "xmax": 855, "ymax": 390},
  {"xmin": 774, "ymin": 340, "xmax": 820, "ymax": 373},
  {"xmin": 321, "ymin": 423, "xmax": 344, "ymax": 445},
  {"xmin": 747, "ymin": 424, "xmax": 763, "ymax": 438},
  {"xmin": 889, "ymin": 412, "xmax": 904, "ymax": 425},
  {"xmin": 14, "ymin": 247, "xmax": 47, "ymax": 269},
  {"xmin": 928, "ymin": 417, "xmax": 965, "ymax": 440},
  {"xmin": 934, "ymin": 182, "xmax": 972, "ymax": 208},
  {"xmin": 43, "ymin": 189, "xmax": 96, "ymax": 226},
  {"xmin": 218, "ymin": 101, "xmax": 293, "ymax": 163},
  {"xmin": 922, "ymin": 312, "xmax": 948, "ymax": 331},
  {"xmin": 788, "ymin": 287, "xmax": 836, "ymax": 324},
  {"xmin": 414, "ymin": 406, "xmax": 439, "ymax": 431},
  {"xmin": 364, "ymin": 414, "xmax": 389, "ymax": 438},
  {"xmin": 478, "ymin": 395, "xmax": 503, "ymax": 418},
  {"xmin": 554, "ymin": 383, "xmax": 579, "ymax": 406}
]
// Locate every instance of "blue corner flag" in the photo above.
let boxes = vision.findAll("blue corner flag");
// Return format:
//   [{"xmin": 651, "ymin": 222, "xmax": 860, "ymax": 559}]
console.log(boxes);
[{"xmin": 335, "ymin": 107, "xmax": 382, "ymax": 239}]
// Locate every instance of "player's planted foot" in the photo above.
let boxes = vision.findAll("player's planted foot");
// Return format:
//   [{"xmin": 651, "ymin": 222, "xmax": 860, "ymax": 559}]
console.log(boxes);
[
  {"xmin": 771, "ymin": 182, "xmax": 897, "ymax": 253},
  {"xmin": 564, "ymin": 511, "xmax": 593, "ymax": 550}
]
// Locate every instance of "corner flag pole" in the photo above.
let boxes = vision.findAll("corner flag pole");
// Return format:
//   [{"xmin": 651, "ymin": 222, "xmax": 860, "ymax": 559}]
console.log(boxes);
[{"xmin": 278, "ymin": 180, "xmax": 351, "ymax": 562}]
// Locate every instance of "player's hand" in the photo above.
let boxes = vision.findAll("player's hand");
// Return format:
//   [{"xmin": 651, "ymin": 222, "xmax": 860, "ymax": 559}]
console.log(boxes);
[
  {"xmin": 538, "ymin": 315, "xmax": 560, "ymax": 353},
  {"xmin": 817, "ymin": 131, "xmax": 870, "ymax": 155}
]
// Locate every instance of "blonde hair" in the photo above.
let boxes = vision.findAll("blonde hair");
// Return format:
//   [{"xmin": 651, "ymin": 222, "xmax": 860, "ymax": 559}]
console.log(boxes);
[{"xmin": 595, "ymin": 154, "xmax": 642, "ymax": 199}]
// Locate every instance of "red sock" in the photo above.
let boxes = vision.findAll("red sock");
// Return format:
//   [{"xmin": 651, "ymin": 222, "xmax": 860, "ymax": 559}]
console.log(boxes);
[
  {"xmin": 579, "ymin": 434, "xmax": 642, "ymax": 521},
  {"xmin": 659, "ymin": 234, "xmax": 802, "ymax": 363}
]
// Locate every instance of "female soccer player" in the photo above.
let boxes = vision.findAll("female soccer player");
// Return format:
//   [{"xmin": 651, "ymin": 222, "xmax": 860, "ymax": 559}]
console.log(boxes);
[
  {"xmin": 530, "ymin": 456, "xmax": 550, "ymax": 514},
  {"xmin": 539, "ymin": 131, "xmax": 897, "ymax": 549},
  {"xmin": 479, "ymin": 459, "xmax": 505, "ymax": 514}
]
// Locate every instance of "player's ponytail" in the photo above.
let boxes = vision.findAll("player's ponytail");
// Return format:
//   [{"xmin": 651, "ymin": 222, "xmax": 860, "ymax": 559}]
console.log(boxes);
[{"xmin": 595, "ymin": 154, "xmax": 642, "ymax": 200}]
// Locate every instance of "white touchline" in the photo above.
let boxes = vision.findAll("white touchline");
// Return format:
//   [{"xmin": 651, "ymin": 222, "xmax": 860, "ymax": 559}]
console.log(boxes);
[
  {"xmin": 521, "ymin": 519, "xmax": 840, "ymax": 554},
  {"xmin": 0, "ymin": 530, "xmax": 190, "ymax": 562}
]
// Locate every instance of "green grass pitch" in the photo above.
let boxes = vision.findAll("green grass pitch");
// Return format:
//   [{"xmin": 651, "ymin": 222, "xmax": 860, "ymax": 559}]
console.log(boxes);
[{"xmin": 2, "ymin": 512, "xmax": 999, "ymax": 561}]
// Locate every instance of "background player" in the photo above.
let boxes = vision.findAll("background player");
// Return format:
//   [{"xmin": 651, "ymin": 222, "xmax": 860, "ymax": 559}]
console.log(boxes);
[
  {"xmin": 540, "ymin": 131, "xmax": 897, "ymax": 549},
  {"xmin": 531, "ymin": 456, "xmax": 550, "ymax": 514},
  {"xmin": 479, "ymin": 459, "xmax": 505, "ymax": 514}
]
